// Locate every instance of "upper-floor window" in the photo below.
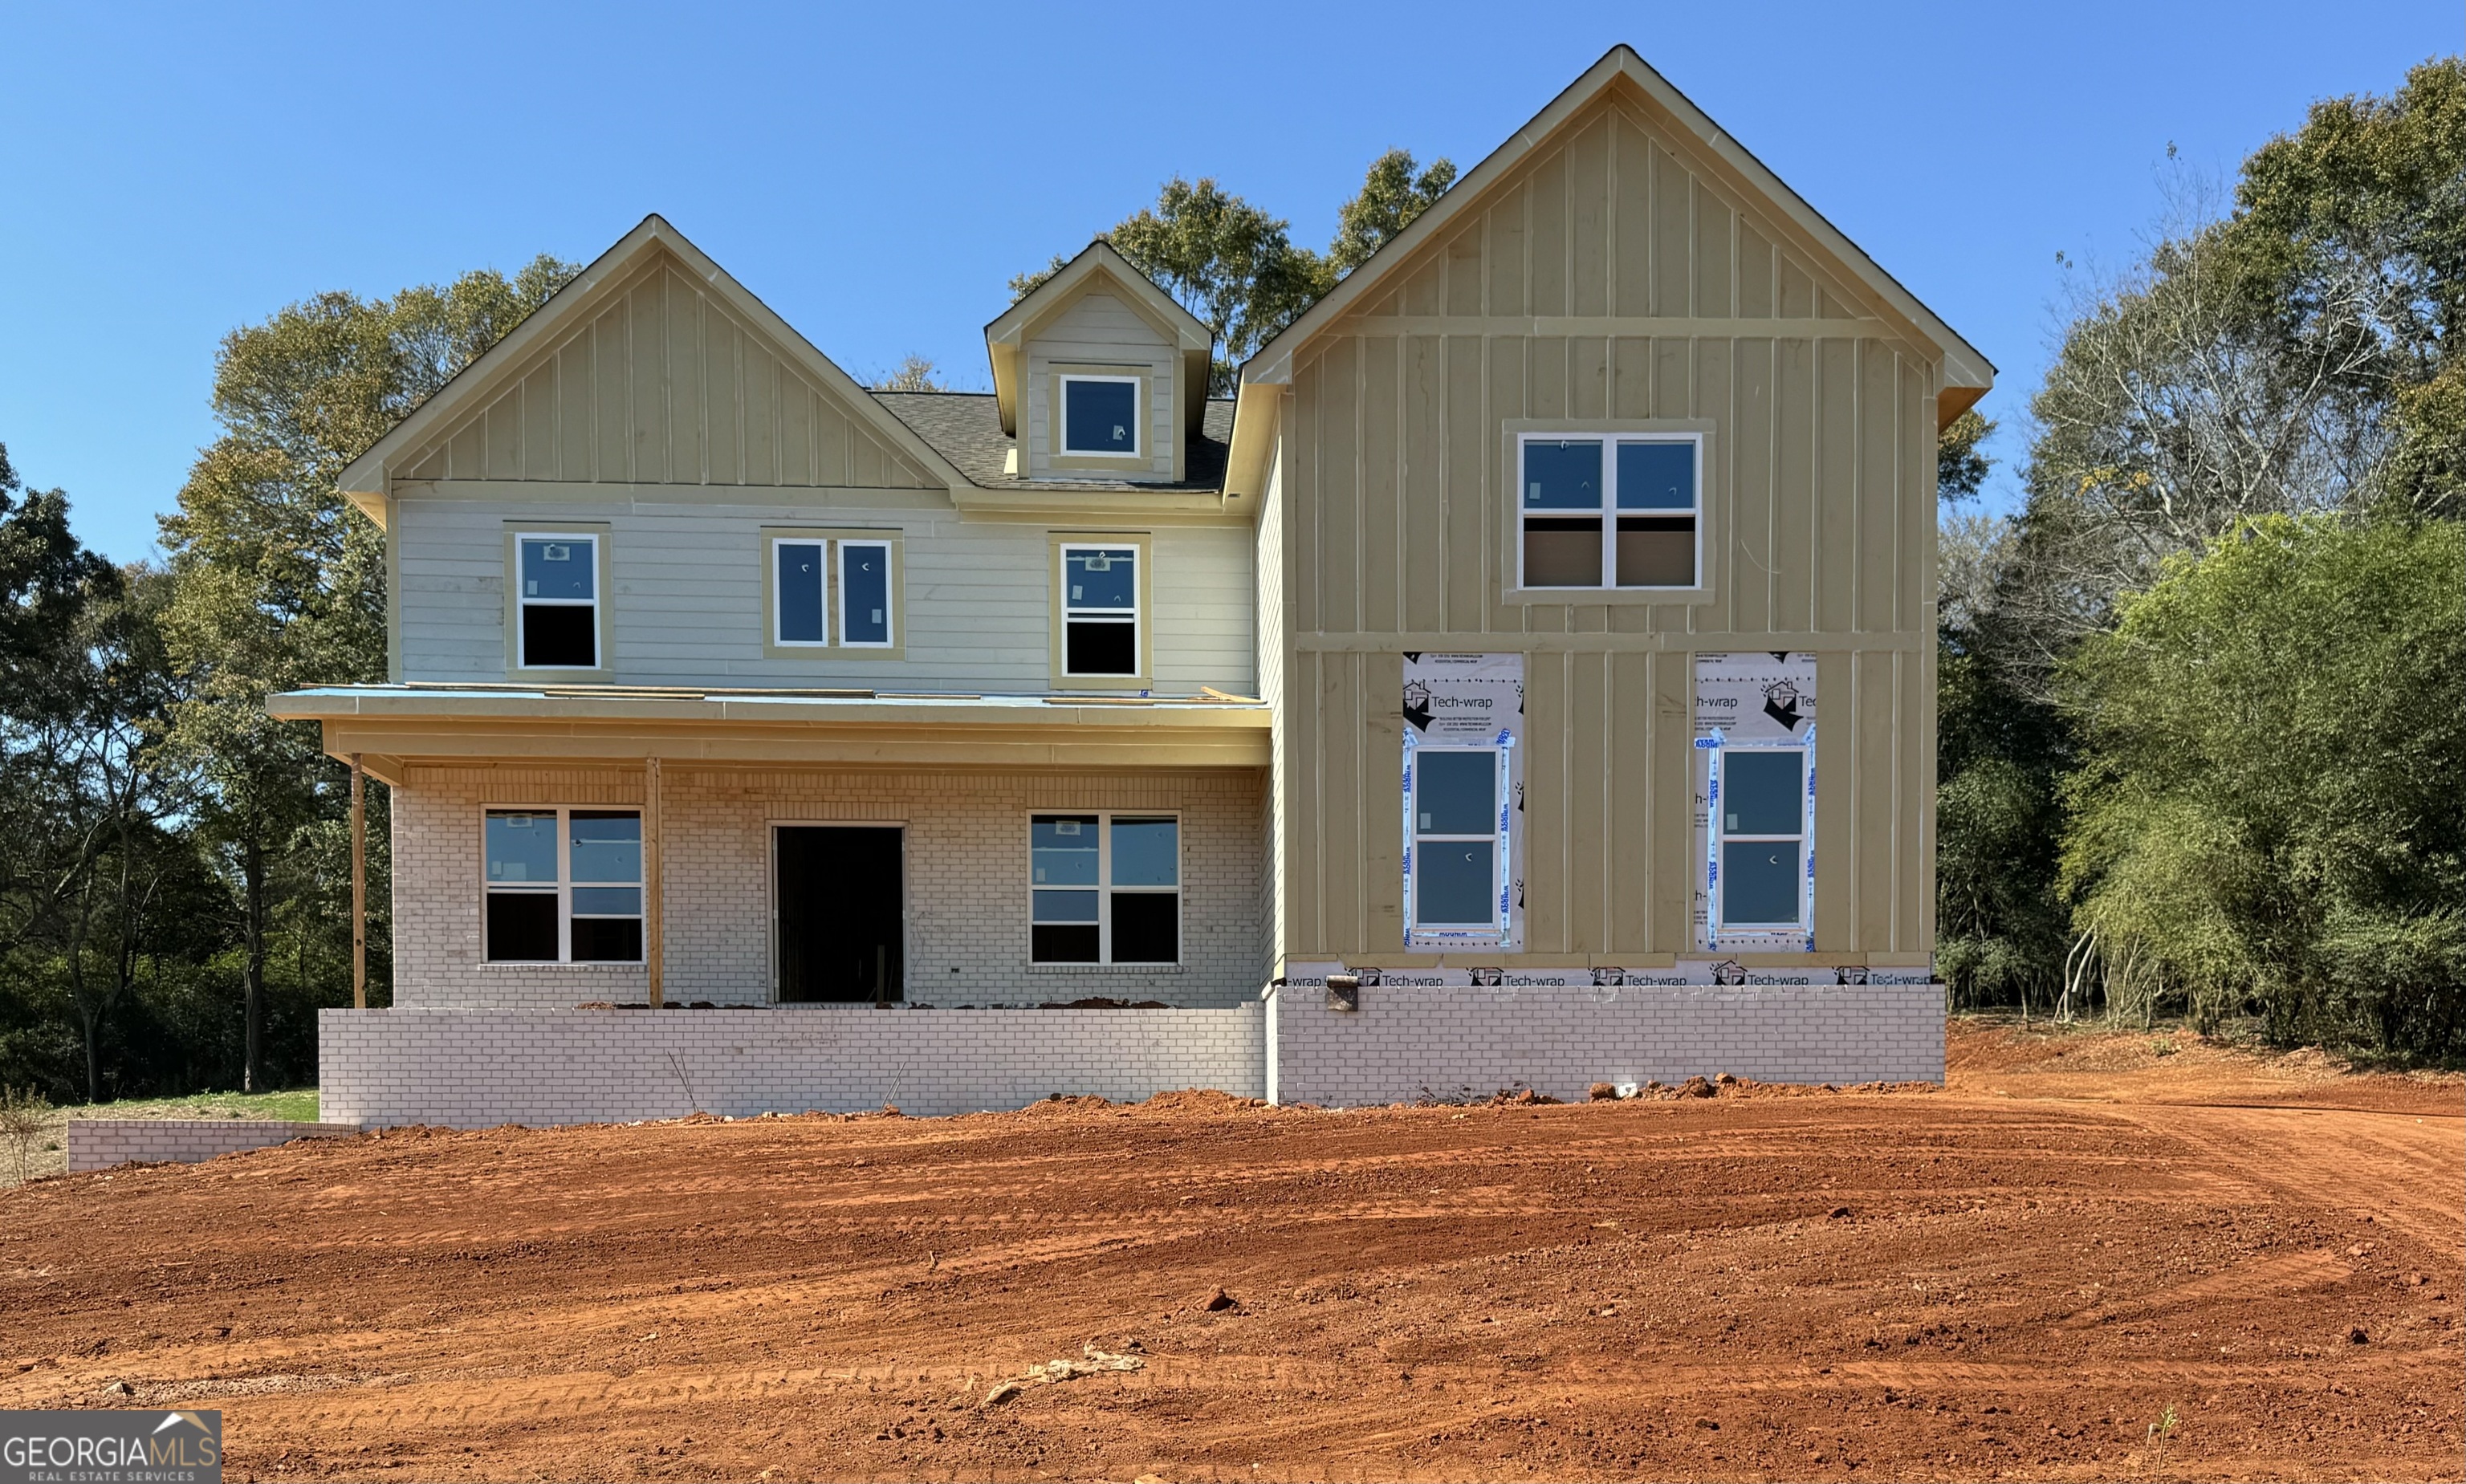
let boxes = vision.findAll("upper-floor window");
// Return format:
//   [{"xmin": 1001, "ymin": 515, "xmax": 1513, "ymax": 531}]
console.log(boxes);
[
  {"xmin": 771, "ymin": 535, "xmax": 897, "ymax": 649},
  {"xmin": 1060, "ymin": 375, "xmax": 1141, "ymax": 457},
  {"xmin": 1060, "ymin": 543, "xmax": 1138, "ymax": 676},
  {"xmin": 1518, "ymin": 433, "xmax": 1701, "ymax": 589},
  {"xmin": 515, "ymin": 533, "xmax": 600, "ymax": 669}
]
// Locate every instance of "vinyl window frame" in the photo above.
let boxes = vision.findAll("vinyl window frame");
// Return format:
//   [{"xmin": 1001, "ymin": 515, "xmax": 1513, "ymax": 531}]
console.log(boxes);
[
  {"xmin": 1048, "ymin": 532, "xmax": 1151, "ymax": 689},
  {"xmin": 479, "ymin": 805, "xmax": 645, "ymax": 966},
  {"xmin": 1500, "ymin": 418, "xmax": 1718, "ymax": 605},
  {"xmin": 759, "ymin": 527, "xmax": 906, "ymax": 661},
  {"xmin": 1710, "ymin": 741, "xmax": 1815, "ymax": 936},
  {"xmin": 1028, "ymin": 811, "xmax": 1182, "ymax": 966},
  {"xmin": 503, "ymin": 525, "xmax": 613, "ymax": 677},
  {"xmin": 1055, "ymin": 372, "xmax": 1146, "ymax": 460},
  {"xmin": 1403, "ymin": 742, "xmax": 1512, "ymax": 937}
]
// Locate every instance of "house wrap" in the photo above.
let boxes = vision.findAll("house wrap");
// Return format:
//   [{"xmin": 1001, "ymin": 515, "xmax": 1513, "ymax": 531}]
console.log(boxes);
[{"xmin": 274, "ymin": 47, "xmax": 1989, "ymax": 1123}]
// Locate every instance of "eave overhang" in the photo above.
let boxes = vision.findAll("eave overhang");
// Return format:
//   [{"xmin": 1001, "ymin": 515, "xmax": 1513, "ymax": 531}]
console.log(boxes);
[
  {"xmin": 983, "ymin": 241, "xmax": 1212, "ymax": 438},
  {"xmin": 269, "ymin": 685, "xmax": 1272, "ymax": 784}
]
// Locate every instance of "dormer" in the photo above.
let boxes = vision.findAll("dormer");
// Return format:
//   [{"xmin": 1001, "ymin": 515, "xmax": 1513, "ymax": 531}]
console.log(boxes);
[{"xmin": 984, "ymin": 241, "xmax": 1213, "ymax": 484}]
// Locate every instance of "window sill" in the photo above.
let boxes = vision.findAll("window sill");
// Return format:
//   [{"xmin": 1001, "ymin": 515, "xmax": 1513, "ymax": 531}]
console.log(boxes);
[
  {"xmin": 1025, "ymin": 963, "xmax": 1187, "ymax": 974},
  {"xmin": 475, "ymin": 961, "xmax": 645, "ymax": 970},
  {"xmin": 1501, "ymin": 585, "xmax": 1718, "ymax": 606}
]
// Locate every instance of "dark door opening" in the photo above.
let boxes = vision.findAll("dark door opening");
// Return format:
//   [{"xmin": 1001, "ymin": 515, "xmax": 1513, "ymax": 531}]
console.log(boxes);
[{"xmin": 775, "ymin": 826, "xmax": 904, "ymax": 1003}]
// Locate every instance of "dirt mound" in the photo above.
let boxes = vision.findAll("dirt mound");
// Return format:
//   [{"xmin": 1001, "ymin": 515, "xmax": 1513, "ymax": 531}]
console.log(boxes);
[
  {"xmin": 2, "ymin": 1021, "xmax": 2456, "ymax": 1482},
  {"xmin": 1138, "ymin": 1088, "xmax": 1268, "ymax": 1114}
]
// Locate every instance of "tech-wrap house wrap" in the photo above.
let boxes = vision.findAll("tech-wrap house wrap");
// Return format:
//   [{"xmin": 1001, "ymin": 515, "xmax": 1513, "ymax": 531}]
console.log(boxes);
[{"xmin": 275, "ymin": 46, "xmax": 1985, "ymax": 1125}]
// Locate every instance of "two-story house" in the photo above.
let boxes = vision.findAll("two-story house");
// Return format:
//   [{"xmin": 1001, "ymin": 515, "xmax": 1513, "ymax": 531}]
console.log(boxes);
[{"xmin": 278, "ymin": 46, "xmax": 1989, "ymax": 1124}]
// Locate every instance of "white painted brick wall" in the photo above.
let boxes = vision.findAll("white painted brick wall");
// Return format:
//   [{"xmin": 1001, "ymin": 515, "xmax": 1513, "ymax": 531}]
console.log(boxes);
[
  {"xmin": 66, "ymin": 1119, "xmax": 358, "ymax": 1173},
  {"xmin": 391, "ymin": 766, "xmax": 1266, "ymax": 1010},
  {"xmin": 321, "ymin": 1005, "xmax": 1267, "ymax": 1128},
  {"xmin": 1267, "ymin": 982, "xmax": 1945, "ymax": 1104}
]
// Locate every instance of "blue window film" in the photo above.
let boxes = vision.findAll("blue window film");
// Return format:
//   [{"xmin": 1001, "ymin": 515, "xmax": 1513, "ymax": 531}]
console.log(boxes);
[
  {"xmin": 1032, "ymin": 815, "xmax": 1100, "ymax": 885},
  {"xmin": 519, "ymin": 538, "xmax": 593, "ymax": 600},
  {"xmin": 1522, "ymin": 440, "xmax": 1602, "ymax": 509},
  {"xmin": 1111, "ymin": 817, "xmax": 1178, "ymax": 887},
  {"xmin": 1415, "ymin": 751, "xmax": 1496, "ymax": 836},
  {"xmin": 485, "ymin": 812, "xmax": 558, "ymax": 884},
  {"xmin": 1064, "ymin": 548, "xmax": 1136, "ymax": 611},
  {"xmin": 841, "ymin": 543, "xmax": 889, "ymax": 644},
  {"xmin": 1617, "ymin": 441, "xmax": 1696, "ymax": 510},
  {"xmin": 1064, "ymin": 379, "xmax": 1138, "ymax": 453},
  {"xmin": 776, "ymin": 542, "xmax": 824, "ymax": 643},
  {"xmin": 1417, "ymin": 841, "xmax": 1496, "ymax": 925},
  {"xmin": 1721, "ymin": 840, "xmax": 1801, "ymax": 925},
  {"xmin": 1032, "ymin": 888, "xmax": 1099, "ymax": 923},
  {"xmin": 568, "ymin": 811, "xmax": 641, "ymax": 884},
  {"xmin": 572, "ymin": 886, "xmax": 641, "ymax": 917},
  {"xmin": 1723, "ymin": 751, "xmax": 1805, "ymax": 836}
]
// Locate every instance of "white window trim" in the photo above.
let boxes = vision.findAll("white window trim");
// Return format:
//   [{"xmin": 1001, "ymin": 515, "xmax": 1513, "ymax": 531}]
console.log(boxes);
[
  {"xmin": 1059, "ymin": 542, "xmax": 1141, "ymax": 678},
  {"xmin": 514, "ymin": 531, "xmax": 602, "ymax": 670},
  {"xmin": 837, "ymin": 539, "xmax": 896, "ymax": 649},
  {"xmin": 480, "ymin": 805, "xmax": 644, "ymax": 966},
  {"xmin": 1513, "ymin": 431, "xmax": 1705, "ymax": 591},
  {"xmin": 1710, "ymin": 736, "xmax": 1816, "ymax": 934},
  {"xmin": 769, "ymin": 537, "xmax": 832, "ymax": 648},
  {"xmin": 1058, "ymin": 373, "xmax": 1145, "ymax": 459},
  {"xmin": 1405, "ymin": 743, "xmax": 1512, "ymax": 933},
  {"xmin": 1028, "ymin": 811, "xmax": 1182, "ymax": 966}
]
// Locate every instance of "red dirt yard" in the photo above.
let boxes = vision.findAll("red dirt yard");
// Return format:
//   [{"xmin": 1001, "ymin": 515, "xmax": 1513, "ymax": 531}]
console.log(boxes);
[{"xmin": 2, "ymin": 1020, "xmax": 2459, "ymax": 1482}]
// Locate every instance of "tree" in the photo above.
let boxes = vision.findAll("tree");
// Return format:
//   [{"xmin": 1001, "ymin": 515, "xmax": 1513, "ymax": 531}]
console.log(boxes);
[
  {"xmin": 1011, "ymin": 150, "xmax": 1456, "ymax": 395},
  {"xmin": 2057, "ymin": 517, "xmax": 2465, "ymax": 1052},
  {"xmin": 1328, "ymin": 149, "xmax": 1458, "ymax": 278},
  {"xmin": 157, "ymin": 257, "xmax": 578, "ymax": 1090},
  {"xmin": 1935, "ymin": 409, "xmax": 1994, "ymax": 503},
  {"xmin": 873, "ymin": 354, "xmax": 951, "ymax": 392}
]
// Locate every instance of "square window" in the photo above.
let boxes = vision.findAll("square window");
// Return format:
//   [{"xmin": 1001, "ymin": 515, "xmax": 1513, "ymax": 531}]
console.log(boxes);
[
  {"xmin": 1720, "ymin": 841, "xmax": 1801, "ymax": 926},
  {"xmin": 569, "ymin": 811, "xmax": 641, "ymax": 884},
  {"xmin": 1110, "ymin": 892, "xmax": 1179, "ymax": 963},
  {"xmin": 486, "ymin": 812, "xmax": 558, "ymax": 884},
  {"xmin": 1028, "ymin": 811, "xmax": 1179, "ymax": 965},
  {"xmin": 1417, "ymin": 841, "xmax": 1496, "ymax": 926},
  {"xmin": 1523, "ymin": 440, "xmax": 1603, "ymax": 509},
  {"xmin": 1062, "ymin": 377, "xmax": 1140, "ymax": 456},
  {"xmin": 1522, "ymin": 518, "xmax": 1605, "ymax": 588},
  {"xmin": 1616, "ymin": 441, "xmax": 1695, "ymax": 510},
  {"xmin": 482, "ymin": 807, "xmax": 644, "ymax": 964},
  {"xmin": 1414, "ymin": 752, "xmax": 1495, "ymax": 836},
  {"xmin": 521, "ymin": 604, "xmax": 596, "ymax": 669},
  {"xmin": 1723, "ymin": 751, "xmax": 1805, "ymax": 836},
  {"xmin": 1109, "ymin": 818, "xmax": 1178, "ymax": 887},
  {"xmin": 485, "ymin": 892, "xmax": 558, "ymax": 961},
  {"xmin": 520, "ymin": 539, "xmax": 594, "ymax": 600}
]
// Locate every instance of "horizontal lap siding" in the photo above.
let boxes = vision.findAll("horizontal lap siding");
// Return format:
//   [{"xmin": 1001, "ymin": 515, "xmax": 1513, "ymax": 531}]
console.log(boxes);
[
  {"xmin": 1023, "ymin": 291, "xmax": 1180, "ymax": 482},
  {"xmin": 1278, "ymin": 95, "xmax": 1936, "ymax": 960},
  {"xmin": 394, "ymin": 496, "xmax": 1255, "ymax": 694}
]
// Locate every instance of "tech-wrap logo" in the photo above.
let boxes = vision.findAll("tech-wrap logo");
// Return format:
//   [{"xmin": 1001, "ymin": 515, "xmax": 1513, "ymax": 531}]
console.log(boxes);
[{"xmin": 3, "ymin": 1409, "xmax": 221, "ymax": 1483}]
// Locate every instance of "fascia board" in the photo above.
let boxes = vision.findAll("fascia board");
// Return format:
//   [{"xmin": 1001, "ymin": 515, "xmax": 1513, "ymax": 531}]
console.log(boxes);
[
  {"xmin": 267, "ymin": 689, "xmax": 1272, "ymax": 730},
  {"xmin": 1223, "ymin": 382, "xmax": 1283, "ymax": 501},
  {"xmin": 986, "ymin": 241, "xmax": 1211, "ymax": 353}
]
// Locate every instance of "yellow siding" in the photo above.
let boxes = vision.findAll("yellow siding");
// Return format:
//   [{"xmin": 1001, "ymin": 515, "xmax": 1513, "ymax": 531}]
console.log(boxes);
[
  {"xmin": 1276, "ymin": 94, "xmax": 1939, "ymax": 961},
  {"xmin": 398, "ymin": 260, "xmax": 934, "ymax": 490}
]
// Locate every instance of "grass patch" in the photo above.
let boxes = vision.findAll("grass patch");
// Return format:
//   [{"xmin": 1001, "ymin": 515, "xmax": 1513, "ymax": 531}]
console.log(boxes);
[{"xmin": 2, "ymin": 1088, "xmax": 321, "ymax": 1189}]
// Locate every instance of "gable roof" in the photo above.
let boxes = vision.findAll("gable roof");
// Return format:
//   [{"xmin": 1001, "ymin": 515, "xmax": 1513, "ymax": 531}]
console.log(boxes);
[
  {"xmin": 1229, "ymin": 43, "xmax": 1994, "ymax": 494},
  {"xmin": 983, "ymin": 239, "xmax": 1214, "ymax": 438},
  {"xmin": 336, "ymin": 214, "xmax": 971, "ymax": 514}
]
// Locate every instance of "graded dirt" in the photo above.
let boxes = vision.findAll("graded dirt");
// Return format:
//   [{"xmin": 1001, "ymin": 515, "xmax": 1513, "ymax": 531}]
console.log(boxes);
[{"xmin": 2, "ymin": 1021, "xmax": 2458, "ymax": 1482}]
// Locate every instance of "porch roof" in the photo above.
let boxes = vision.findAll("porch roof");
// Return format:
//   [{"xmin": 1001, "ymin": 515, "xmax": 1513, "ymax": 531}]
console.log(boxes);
[{"xmin": 268, "ymin": 684, "xmax": 1272, "ymax": 785}]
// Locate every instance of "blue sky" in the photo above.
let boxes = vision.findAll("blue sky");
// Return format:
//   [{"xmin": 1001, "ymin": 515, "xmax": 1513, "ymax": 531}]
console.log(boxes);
[{"xmin": 1, "ymin": 1, "xmax": 2452, "ymax": 559}]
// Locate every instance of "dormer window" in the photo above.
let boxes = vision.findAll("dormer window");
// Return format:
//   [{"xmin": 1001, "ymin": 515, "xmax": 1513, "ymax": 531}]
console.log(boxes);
[{"xmin": 1060, "ymin": 374, "xmax": 1141, "ymax": 457}]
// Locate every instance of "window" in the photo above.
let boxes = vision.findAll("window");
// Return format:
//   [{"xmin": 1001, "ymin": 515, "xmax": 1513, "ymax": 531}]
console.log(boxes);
[
  {"xmin": 515, "ymin": 534, "xmax": 600, "ymax": 669},
  {"xmin": 1410, "ymin": 747, "xmax": 1507, "ymax": 930},
  {"xmin": 483, "ymin": 807, "xmax": 643, "ymax": 963},
  {"xmin": 1715, "ymin": 748, "xmax": 1809, "ymax": 929},
  {"xmin": 768, "ymin": 534, "xmax": 897, "ymax": 651},
  {"xmin": 1060, "ymin": 375, "xmax": 1141, "ymax": 457},
  {"xmin": 1517, "ymin": 433, "xmax": 1700, "ymax": 588},
  {"xmin": 1060, "ymin": 543, "xmax": 1138, "ymax": 677},
  {"xmin": 1030, "ymin": 813, "xmax": 1178, "ymax": 963}
]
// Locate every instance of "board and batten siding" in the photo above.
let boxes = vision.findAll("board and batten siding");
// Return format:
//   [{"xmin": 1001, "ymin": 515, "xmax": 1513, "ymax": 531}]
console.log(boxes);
[
  {"xmin": 1274, "ymin": 93, "xmax": 1937, "ymax": 964},
  {"xmin": 393, "ymin": 491, "xmax": 1255, "ymax": 695},
  {"xmin": 1023, "ymin": 291, "xmax": 1179, "ymax": 482},
  {"xmin": 394, "ymin": 258, "xmax": 938, "ymax": 492}
]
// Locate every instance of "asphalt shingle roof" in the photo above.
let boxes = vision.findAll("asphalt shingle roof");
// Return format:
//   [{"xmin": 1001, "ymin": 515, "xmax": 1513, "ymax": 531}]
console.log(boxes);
[{"xmin": 874, "ymin": 391, "xmax": 1234, "ymax": 492}]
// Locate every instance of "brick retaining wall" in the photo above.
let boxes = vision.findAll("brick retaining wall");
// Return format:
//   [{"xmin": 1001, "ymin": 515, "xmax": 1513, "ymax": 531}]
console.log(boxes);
[
  {"xmin": 1267, "ymin": 982, "xmax": 1943, "ymax": 1105},
  {"xmin": 67, "ymin": 1119, "xmax": 359, "ymax": 1173},
  {"xmin": 321, "ymin": 1004, "xmax": 1266, "ymax": 1128}
]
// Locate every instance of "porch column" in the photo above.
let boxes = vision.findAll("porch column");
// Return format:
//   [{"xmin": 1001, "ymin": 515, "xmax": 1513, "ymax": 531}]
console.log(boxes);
[
  {"xmin": 349, "ymin": 754, "xmax": 366, "ymax": 1010},
  {"xmin": 645, "ymin": 755, "xmax": 664, "ymax": 1008}
]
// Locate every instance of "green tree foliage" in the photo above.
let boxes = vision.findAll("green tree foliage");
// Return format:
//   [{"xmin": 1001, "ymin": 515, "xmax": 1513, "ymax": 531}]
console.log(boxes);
[
  {"xmin": 1011, "ymin": 150, "xmax": 1455, "ymax": 395},
  {"xmin": 1935, "ymin": 409, "xmax": 1994, "ymax": 503},
  {"xmin": 2057, "ymin": 518, "xmax": 2465, "ymax": 1053}
]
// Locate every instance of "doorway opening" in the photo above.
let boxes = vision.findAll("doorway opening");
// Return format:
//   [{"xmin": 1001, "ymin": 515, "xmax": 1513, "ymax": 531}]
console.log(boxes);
[{"xmin": 774, "ymin": 825, "xmax": 905, "ymax": 1002}]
